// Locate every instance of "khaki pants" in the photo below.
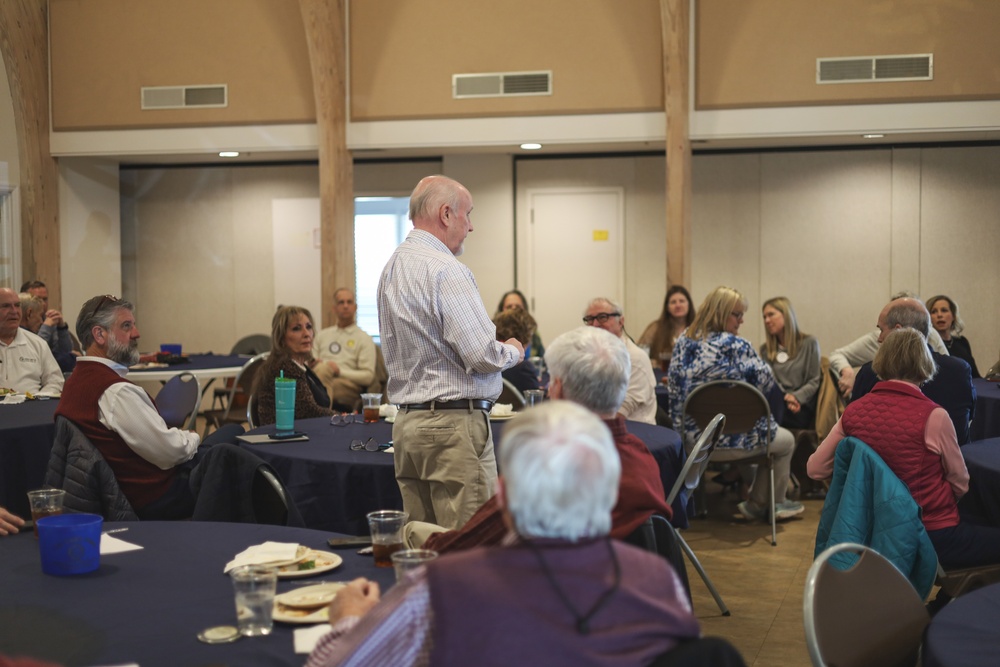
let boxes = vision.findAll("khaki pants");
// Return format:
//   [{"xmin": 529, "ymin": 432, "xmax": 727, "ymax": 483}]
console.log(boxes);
[{"xmin": 392, "ymin": 408, "xmax": 496, "ymax": 530}]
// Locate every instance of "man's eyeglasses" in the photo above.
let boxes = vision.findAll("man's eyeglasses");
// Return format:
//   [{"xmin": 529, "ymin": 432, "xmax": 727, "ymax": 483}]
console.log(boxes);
[
  {"xmin": 350, "ymin": 437, "xmax": 386, "ymax": 452},
  {"xmin": 582, "ymin": 312, "xmax": 620, "ymax": 325},
  {"xmin": 330, "ymin": 413, "xmax": 358, "ymax": 426}
]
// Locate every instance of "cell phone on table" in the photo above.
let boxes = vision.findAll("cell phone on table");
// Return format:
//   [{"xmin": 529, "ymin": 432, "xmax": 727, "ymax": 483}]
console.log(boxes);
[
  {"xmin": 268, "ymin": 431, "xmax": 308, "ymax": 440},
  {"xmin": 327, "ymin": 536, "xmax": 373, "ymax": 548}
]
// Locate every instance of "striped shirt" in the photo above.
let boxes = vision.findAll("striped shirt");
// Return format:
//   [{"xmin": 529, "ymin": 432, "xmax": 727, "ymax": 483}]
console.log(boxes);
[{"xmin": 377, "ymin": 229, "xmax": 519, "ymax": 404}]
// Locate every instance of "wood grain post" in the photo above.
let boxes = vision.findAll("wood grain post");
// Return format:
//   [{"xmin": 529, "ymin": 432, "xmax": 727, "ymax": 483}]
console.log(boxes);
[
  {"xmin": 0, "ymin": 0, "xmax": 61, "ymax": 300},
  {"xmin": 660, "ymin": 0, "xmax": 692, "ymax": 289},
  {"xmin": 298, "ymin": 0, "xmax": 354, "ymax": 328}
]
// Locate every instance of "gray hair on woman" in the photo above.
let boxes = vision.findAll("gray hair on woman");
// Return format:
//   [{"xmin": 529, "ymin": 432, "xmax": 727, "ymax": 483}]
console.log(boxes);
[
  {"xmin": 873, "ymin": 328, "xmax": 938, "ymax": 385},
  {"xmin": 499, "ymin": 401, "xmax": 621, "ymax": 541},
  {"xmin": 544, "ymin": 326, "xmax": 630, "ymax": 416}
]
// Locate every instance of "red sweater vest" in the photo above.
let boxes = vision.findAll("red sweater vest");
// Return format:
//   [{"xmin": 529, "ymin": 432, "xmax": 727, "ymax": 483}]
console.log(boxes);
[
  {"xmin": 842, "ymin": 381, "xmax": 959, "ymax": 530},
  {"xmin": 55, "ymin": 360, "xmax": 176, "ymax": 510}
]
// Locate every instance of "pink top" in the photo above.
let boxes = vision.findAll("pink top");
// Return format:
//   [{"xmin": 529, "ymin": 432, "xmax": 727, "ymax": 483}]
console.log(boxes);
[{"xmin": 807, "ymin": 380, "xmax": 969, "ymax": 499}]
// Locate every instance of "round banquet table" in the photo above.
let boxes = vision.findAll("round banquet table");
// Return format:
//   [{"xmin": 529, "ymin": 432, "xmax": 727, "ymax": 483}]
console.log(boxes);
[
  {"xmin": 971, "ymin": 379, "xmax": 1000, "ymax": 441},
  {"xmin": 0, "ymin": 398, "xmax": 59, "ymax": 519},
  {"xmin": 958, "ymin": 437, "xmax": 1000, "ymax": 524},
  {"xmin": 0, "ymin": 520, "xmax": 394, "ymax": 667},
  {"xmin": 240, "ymin": 416, "xmax": 688, "ymax": 536},
  {"xmin": 923, "ymin": 581, "xmax": 1000, "ymax": 667},
  {"xmin": 126, "ymin": 352, "xmax": 249, "ymax": 384}
]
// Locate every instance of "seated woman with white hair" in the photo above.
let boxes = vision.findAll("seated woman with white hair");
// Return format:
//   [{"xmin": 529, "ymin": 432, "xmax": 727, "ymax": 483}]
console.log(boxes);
[{"xmin": 667, "ymin": 286, "xmax": 803, "ymax": 522}]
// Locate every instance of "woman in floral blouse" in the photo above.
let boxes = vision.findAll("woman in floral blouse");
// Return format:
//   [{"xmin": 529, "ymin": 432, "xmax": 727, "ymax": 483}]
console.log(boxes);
[{"xmin": 667, "ymin": 286, "xmax": 803, "ymax": 522}]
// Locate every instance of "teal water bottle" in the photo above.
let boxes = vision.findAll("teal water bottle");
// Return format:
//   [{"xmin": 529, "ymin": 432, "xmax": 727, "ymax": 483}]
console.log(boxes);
[{"xmin": 274, "ymin": 370, "xmax": 296, "ymax": 435}]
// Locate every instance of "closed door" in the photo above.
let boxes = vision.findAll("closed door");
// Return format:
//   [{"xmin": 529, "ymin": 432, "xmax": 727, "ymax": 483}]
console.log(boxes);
[{"xmin": 526, "ymin": 188, "xmax": 624, "ymax": 343}]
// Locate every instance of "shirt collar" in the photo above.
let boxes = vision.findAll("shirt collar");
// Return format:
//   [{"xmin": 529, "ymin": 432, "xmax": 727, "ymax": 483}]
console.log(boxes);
[
  {"xmin": 78, "ymin": 355, "xmax": 129, "ymax": 378},
  {"xmin": 408, "ymin": 228, "xmax": 453, "ymax": 255}
]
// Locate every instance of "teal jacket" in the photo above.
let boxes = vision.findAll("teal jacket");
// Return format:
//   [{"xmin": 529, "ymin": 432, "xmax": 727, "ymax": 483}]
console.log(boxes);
[{"xmin": 814, "ymin": 437, "xmax": 938, "ymax": 599}]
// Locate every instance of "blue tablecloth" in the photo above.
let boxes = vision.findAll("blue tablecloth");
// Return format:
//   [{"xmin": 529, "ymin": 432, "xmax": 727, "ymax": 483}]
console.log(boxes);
[
  {"xmin": 971, "ymin": 379, "xmax": 1000, "ymax": 441},
  {"xmin": 0, "ymin": 399, "xmax": 58, "ymax": 518},
  {"xmin": 241, "ymin": 416, "xmax": 687, "ymax": 535},
  {"xmin": 958, "ymin": 437, "xmax": 1000, "ymax": 524},
  {"xmin": 924, "ymin": 581, "xmax": 1000, "ymax": 667},
  {"xmin": 0, "ymin": 521, "xmax": 394, "ymax": 667}
]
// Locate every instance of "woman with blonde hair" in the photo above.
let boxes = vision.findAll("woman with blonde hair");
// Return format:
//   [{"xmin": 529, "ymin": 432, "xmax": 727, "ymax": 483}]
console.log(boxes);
[
  {"xmin": 667, "ymin": 286, "xmax": 803, "ymax": 522},
  {"xmin": 254, "ymin": 305, "xmax": 334, "ymax": 426},
  {"xmin": 809, "ymin": 328, "xmax": 1000, "ymax": 568},
  {"xmin": 760, "ymin": 297, "xmax": 821, "ymax": 430},
  {"xmin": 926, "ymin": 294, "xmax": 980, "ymax": 378},
  {"xmin": 638, "ymin": 285, "xmax": 695, "ymax": 370}
]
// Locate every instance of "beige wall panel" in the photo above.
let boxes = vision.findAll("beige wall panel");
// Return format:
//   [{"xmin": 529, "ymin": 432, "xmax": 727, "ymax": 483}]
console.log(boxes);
[
  {"xmin": 918, "ymin": 146, "xmax": 1000, "ymax": 368},
  {"xmin": 758, "ymin": 150, "xmax": 892, "ymax": 357},
  {"xmin": 349, "ymin": 0, "xmax": 663, "ymax": 120},
  {"xmin": 50, "ymin": 0, "xmax": 315, "ymax": 130},
  {"xmin": 889, "ymin": 148, "xmax": 922, "ymax": 290},
  {"xmin": 697, "ymin": 0, "xmax": 1000, "ymax": 109},
  {"xmin": 691, "ymin": 153, "xmax": 761, "ymax": 340},
  {"xmin": 355, "ymin": 160, "xmax": 442, "ymax": 196},
  {"xmin": 515, "ymin": 155, "xmax": 667, "ymax": 341}
]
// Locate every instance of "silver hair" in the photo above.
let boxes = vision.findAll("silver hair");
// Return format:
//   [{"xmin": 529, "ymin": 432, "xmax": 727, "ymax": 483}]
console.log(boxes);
[
  {"xmin": 76, "ymin": 295, "xmax": 133, "ymax": 349},
  {"xmin": 583, "ymin": 296, "xmax": 624, "ymax": 318},
  {"xmin": 886, "ymin": 298, "xmax": 931, "ymax": 337},
  {"xmin": 408, "ymin": 175, "xmax": 465, "ymax": 222},
  {"xmin": 544, "ymin": 327, "xmax": 630, "ymax": 416},
  {"xmin": 18, "ymin": 293, "xmax": 44, "ymax": 318},
  {"xmin": 499, "ymin": 400, "xmax": 620, "ymax": 541}
]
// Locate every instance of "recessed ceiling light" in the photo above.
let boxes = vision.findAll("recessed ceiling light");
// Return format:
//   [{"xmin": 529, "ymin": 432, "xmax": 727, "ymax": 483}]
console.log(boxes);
[
  {"xmin": 520, "ymin": 143, "xmax": 542, "ymax": 150},
  {"xmin": 219, "ymin": 151, "xmax": 240, "ymax": 158},
  {"xmin": 862, "ymin": 134, "xmax": 884, "ymax": 139}
]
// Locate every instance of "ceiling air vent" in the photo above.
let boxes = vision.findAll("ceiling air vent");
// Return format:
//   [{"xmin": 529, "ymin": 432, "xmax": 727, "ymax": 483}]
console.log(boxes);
[
  {"xmin": 453, "ymin": 71, "xmax": 552, "ymax": 99},
  {"xmin": 817, "ymin": 54, "xmax": 932, "ymax": 84},
  {"xmin": 141, "ymin": 84, "xmax": 228, "ymax": 110}
]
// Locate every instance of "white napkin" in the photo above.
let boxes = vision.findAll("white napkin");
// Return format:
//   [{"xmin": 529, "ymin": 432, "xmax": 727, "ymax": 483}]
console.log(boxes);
[
  {"xmin": 0, "ymin": 394, "xmax": 26, "ymax": 405},
  {"xmin": 100, "ymin": 534, "xmax": 144, "ymax": 554},
  {"xmin": 490, "ymin": 403, "xmax": 513, "ymax": 417},
  {"xmin": 379, "ymin": 404, "xmax": 398, "ymax": 419},
  {"xmin": 224, "ymin": 541, "xmax": 300, "ymax": 573},
  {"xmin": 294, "ymin": 624, "xmax": 333, "ymax": 654}
]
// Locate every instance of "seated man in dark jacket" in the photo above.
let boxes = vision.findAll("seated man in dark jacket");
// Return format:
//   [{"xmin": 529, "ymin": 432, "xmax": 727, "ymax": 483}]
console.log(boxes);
[
  {"xmin": 56, "ymin": 294, "xmax": 243, "ymax": 519},
  {"xmin": 850, "ymin": 297, "xmax": 976, "ymax": 444}
]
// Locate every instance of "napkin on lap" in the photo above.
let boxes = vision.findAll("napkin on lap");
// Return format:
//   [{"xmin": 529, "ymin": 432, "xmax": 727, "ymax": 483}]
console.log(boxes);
[
  {"xmin": 379, "ymin": 404, "xmax": 398, "ymax": 419},
  {"xmin": 490, "ymin": 403, "xmax": 513, "ymax": 417},
  {"xmin": 224, "ymin": 541, "xmax": 300, "ymax": 573},
  {"xmin": 295, "ymin": 625, "xmax": 334, "ymax": 654}
]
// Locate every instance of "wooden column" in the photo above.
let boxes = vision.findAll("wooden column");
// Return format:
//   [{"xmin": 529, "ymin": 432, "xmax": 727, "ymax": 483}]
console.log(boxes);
[
  {"xmin": 660, "ymin": 0, "xmax": 692, "ymax": 289},
  {"xmin": 298, "ymin": 0, "xmax": 354, "ymax": 327},
  {"xmin": 0, "ymin": 0, "xmax": 60, "ymax": 300}
]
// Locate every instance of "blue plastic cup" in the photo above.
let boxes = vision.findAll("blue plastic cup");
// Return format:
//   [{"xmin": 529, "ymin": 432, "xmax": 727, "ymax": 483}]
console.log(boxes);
[
  {"xmin": 275, "ymin": 377, "xmax": 296, "ymax": 435},
  {"xmin": 37, "ymin": 513, "xmax": 103, "ymax": 576},
  {"xmin": 160, "ymin": 344, "xmax": 182, "ymax": 355}
]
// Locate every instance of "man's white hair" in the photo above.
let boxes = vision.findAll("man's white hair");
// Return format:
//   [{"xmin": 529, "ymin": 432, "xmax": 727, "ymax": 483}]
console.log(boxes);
[{"xmin": 499, "ymin": 400, "xmax": 620, "ymax": 541}]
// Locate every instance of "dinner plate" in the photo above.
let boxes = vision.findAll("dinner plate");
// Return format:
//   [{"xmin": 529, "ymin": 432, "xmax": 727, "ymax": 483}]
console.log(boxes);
[
  {"xmin": 275, "ymin": 550, "xmax": 343, "ymax": 579},
  {"xmin": 275, "ymin": 582, "xmax": 345, "ymax": 609},
  {"xmin": 272, "ymin": 602, "xmax": 330, "ymax": 624}
]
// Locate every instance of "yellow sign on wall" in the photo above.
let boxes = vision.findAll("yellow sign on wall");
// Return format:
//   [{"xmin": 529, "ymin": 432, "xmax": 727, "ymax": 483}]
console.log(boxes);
[{"xmin": 592, "ymin": 230, "xmax": 609, "ymax": 241}]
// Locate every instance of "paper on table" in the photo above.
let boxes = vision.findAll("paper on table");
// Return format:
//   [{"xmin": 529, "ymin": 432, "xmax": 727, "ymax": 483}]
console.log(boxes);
[
  {"xmin": 236, "ymin": 433, "xmax": 309, "ymax": 444},
  {"xmin": 295, "ymin": 624, "xmax": 333, "ymax": 654},
  {"xmin": 224, "ymin": 541, "xmax": 301, "ymax": 573},
  {"xmin": 100, "ymin": 534, "xmax": 144, "ymax": 554}
]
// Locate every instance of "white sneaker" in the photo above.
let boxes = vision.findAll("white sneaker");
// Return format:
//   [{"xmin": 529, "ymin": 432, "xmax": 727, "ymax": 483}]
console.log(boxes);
[{"xmin": 774, "ymin": 500, "xmax": 805, "ymax": 520}]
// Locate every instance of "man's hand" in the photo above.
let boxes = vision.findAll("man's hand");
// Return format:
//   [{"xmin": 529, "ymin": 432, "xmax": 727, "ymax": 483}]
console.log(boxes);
[
  {"xmin": 328, "ymin": 578, "xmax": 381, "ymax": 624},
  {"xmin": 43, "ymin": 309, "xmax": 64, "ymax": 328},
  {"xmin": 784, "ymin": 393, "xmax": 801, "ymax": 414},
  {"xmin": 0, "ymin": 507, "xmax": 25, "ymax": 536},
  {"xmin": 837, "ymin": 368, "xmax": 855, "ymax": 399},
  {"xmin": 504, "ymin": 338, "xmax": 524, "ymax": 362},
  {"xmin": 326, "ymin": 360, "xmax": 342, "ymax": 377}
]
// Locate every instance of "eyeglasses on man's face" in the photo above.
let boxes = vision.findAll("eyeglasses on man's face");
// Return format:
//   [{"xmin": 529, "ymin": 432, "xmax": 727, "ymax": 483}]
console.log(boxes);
[{"xmin": 582, "ymin": 312, "xmax": 621, "ymax": 325}]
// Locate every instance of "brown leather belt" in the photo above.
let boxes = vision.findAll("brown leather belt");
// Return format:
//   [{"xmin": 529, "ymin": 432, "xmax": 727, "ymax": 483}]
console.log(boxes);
[{"xmin": 400, "ymin": 399, "xmax": 493, "ymax": 412}]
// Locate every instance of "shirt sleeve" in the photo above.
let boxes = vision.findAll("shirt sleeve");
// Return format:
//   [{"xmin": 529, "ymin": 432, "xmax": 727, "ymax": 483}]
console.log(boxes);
[
  {"xmin": 809, "ymin": 418, "xmax": 845, "ymax": 480},
  {"xmin": 791, "ymin": 337, "xmax": 822, "ymax": 405},
  {"xmin": 340, "ymin": 335, "xmax": 376, "ymax": 387},
  {"xmin": 439, "ymin": 264, "xmax": 518, "ymax": 374},
  {"xmin": 97, "ymin": 382, "xmax": 201, "ymax": 470},
  {"xmin": 923, "ymin": 407, "xmax": 969, "ymax": 498},
  {"xmin": 305, "ymin": 574, "xmax": 433, "ymax": 667},
  {"xmin": 37, "ymin": 345, "xmax": 65, "ymax": 394},
  {"xmin": 829, "ymin": 331, "xmax": 878, "ymax": 376}
]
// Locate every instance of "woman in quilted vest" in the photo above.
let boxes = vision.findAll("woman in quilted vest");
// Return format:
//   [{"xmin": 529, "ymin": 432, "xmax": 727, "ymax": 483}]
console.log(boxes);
[{"xmin": 808, "ymin": 328, "xmax": 1000, "ymax": 568}]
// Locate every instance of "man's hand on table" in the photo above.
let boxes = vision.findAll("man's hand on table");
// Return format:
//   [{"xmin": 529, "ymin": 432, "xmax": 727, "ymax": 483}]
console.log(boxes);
[
  {"xmin": 0, "ymin": 507, "xmax": 25, "ymax": 536},
  {"xmin": 328, "ymin": 578, "xmax": 381, "ymax": 624}
]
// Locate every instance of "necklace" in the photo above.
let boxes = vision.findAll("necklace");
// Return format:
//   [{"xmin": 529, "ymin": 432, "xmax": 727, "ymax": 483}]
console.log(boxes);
[{"xmin": 526, "ymin": 539, "xmax": 622, "ymax": 635}]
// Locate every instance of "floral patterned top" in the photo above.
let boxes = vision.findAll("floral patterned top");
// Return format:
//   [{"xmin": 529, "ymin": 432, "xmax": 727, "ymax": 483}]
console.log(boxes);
[{"xmin": 667, "ymin": 331, "xmax": 778, "ymax": 451}]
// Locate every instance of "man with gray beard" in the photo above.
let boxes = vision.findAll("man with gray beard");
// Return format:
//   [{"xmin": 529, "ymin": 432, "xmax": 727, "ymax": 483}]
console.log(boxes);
[{"xmin": 56, "ymin": 295, "xmax": 241, "ymax": 519}]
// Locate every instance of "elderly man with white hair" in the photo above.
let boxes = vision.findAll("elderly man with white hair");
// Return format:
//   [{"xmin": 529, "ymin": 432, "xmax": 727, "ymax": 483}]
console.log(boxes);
[
  {"xmin": 306, "ymin": 401, "xmax": 701, "ymax": 667},
  {"xmin": 583, "ymin": 296, "xmax": 657, "ymax": 425},
  {"xmin": 0, "ymin": 287, "xmax": 64, "ymax": 394}
]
